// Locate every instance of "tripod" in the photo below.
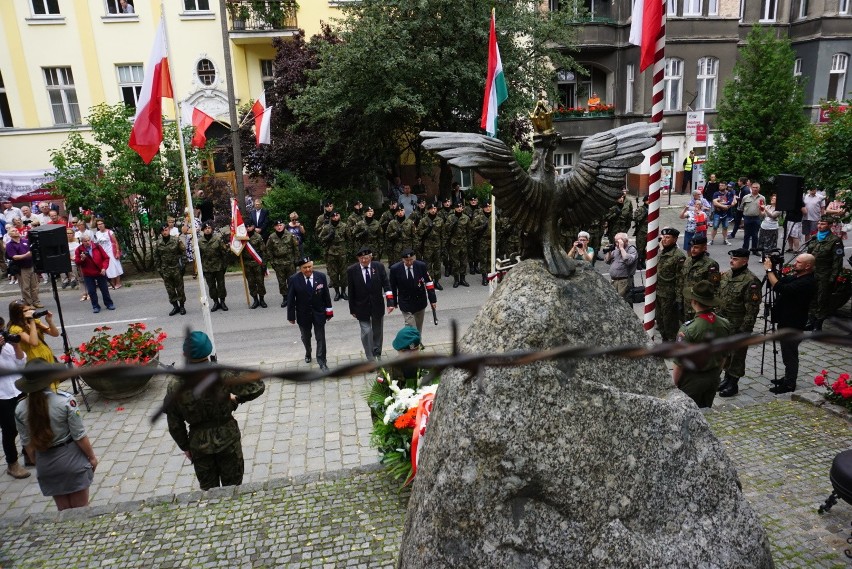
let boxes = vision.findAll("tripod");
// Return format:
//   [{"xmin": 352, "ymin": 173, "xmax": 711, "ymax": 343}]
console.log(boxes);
[
  {"xmin": 758, "ymin": 273, "xmax": 779, "ymax": 383},
  {"xmin": 49, "ymin": 272, "xmax": 90, "ymax": 411}
]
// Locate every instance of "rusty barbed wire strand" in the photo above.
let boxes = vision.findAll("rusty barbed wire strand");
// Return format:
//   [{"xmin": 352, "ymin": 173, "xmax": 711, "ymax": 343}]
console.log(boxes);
[{"xmin": 8, "ymin": 319, "xmax": 851, "ymax": 424}]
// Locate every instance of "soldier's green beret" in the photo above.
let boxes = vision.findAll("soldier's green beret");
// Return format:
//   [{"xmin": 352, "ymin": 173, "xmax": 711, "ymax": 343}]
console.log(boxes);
[
  {"xmin": 183, "ymin": 331, "xmax": 213, "ymax": 361},
  {"xmin": 392, "ymin": 326, "xmax": 421, "ymax": 351}
]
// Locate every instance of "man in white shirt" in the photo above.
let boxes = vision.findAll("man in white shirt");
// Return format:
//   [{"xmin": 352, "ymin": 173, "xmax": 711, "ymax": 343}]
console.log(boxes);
[
  {"xmin": 2, "ymin": 201, "xmax": 22, "ymax": 225},
  {"xmin": 801, "ymin": 187, "xmax": 824, "ymax": 242},
  {"xmin": 398, "ymin": 185, "xmax": 418, "ymax": 218}
]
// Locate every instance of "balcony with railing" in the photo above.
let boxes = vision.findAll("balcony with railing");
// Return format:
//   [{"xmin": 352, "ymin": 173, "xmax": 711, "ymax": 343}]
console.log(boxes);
[{"xmin": 227, "ymin": 0, "xmax": 298, "ymax": 43}]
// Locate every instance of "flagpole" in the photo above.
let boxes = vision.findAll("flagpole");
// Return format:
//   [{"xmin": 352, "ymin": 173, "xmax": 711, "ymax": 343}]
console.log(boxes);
[
  {"xmin": 642, "ymin": 0, "xmax": 666, "ymax": 340},
  {"xmin": 158, "ymin": 3, "xmax": 218, "ymax": 358}
]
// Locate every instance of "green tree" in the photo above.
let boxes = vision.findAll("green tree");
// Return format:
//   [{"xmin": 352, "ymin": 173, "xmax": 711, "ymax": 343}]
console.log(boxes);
[
  {"xmin": 49, "ymin": 103, "xmax": 205, "ymax": 271},
  {"xmin": 704, "ymin": 26, "xmax": 807, "ymax": 187},
  {"xmin": 785, "ymin": 101, "xmax": 852, "ymax": 214},
  {"xmin": 291, "ymin": 0, "xmax": 583, "ymax": 196}
]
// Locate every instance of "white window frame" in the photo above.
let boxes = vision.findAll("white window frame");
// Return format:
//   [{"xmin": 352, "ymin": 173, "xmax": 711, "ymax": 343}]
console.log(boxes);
[
  {"xmin": 117, "ymin": 64, "xmax": 143, "ymax": 109},
  {"xmin": 554, "ymin": 152, "xmax": 573, "ymax": 175},
  {"xmin": 261, "ymin": 59, "xmax": 274, "ymax": 91},
  {"xmin": 667, "ymin": 0, "xmax": 677, "ymax": 16},
  {"xmin": 664, "ymin": 58, "xmax": 683, "ymax": 112},
  {"xmin": 684, "ymin": 0, "xmax": 702, "ymax": 16},
  {"xmin": 626, "ymin": 64, "xmax": 635, "ymax": 113},
  {"xmin": 196, "ymin": 58, "xmax": 217, "ymax": 86},
  {"xmin": 453, "ymin": 168, "xmax": 474, "ymax": 189},
  {"xmin": 31, "ymin": 0, "xmax": 60, "ymax": 15},
  {"xmin": 828, "ymin": 53, "xmax": 848, "ymax": 101},
  {"xmin": 760, "ymin": 0, "xmax": 777, "ymax": 21},
  {"xmin": 44, "ymin": 67, "xmax": 81, "ymax": 126},
  {"xmin": 105, "ymin": 0, "xmax": 135, "ymax": 13},
  {"xmin": 793, "ymin": 58, "xmax": 802, "ymax": 76},
  {"xmin": 798, "ymin": 0, "xmax": 808, "ymax": 19},
  {"xmin": 0, "ymin": 70, "xmax": 12, "ymax": 128},
  {"xmin": 840, "ymin": 0, "xmax": 848, "ymax": 14},
  {"xmin": 708, "ymin": 0, "xmax": 718, "ymax": 15},
  {"xmin": 184, "ymin": 0, "xmax": 211, "ymax": 10},
  {"xmin": 696, "ymin": 57, "xmax": 718, "ymax": 110}
]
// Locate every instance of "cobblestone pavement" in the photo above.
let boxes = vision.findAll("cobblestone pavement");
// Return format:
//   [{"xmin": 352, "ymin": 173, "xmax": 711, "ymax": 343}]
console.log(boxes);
[{"xmin": 1, "ymin": 400, "xmax": 850, "ymax": 568}]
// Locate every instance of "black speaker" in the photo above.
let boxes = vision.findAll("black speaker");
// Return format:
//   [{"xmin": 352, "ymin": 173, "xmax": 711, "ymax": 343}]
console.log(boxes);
[
  {"xmin": 29, "ymin": 224, "xmax": 72, "ymax": 274},
  {"xmin": 775, "ymin": 174, "xmax": 804, "ymax": 212}
]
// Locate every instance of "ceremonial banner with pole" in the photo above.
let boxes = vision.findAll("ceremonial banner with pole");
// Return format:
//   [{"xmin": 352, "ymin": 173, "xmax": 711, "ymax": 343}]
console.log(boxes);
[{"xmin": 630, "ymin": 0, "xmax": 665, "ymax": 338}]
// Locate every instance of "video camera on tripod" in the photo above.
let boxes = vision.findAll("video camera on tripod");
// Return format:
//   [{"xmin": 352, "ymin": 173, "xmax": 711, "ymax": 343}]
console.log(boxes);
[{"xmin": 751, "ymin": 247, "xmax": 784, "ymax": 272}]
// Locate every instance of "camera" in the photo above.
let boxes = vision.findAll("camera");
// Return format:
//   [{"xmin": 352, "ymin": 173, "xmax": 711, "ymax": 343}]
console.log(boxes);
[
  {"xmin": 0, "ymin": 330, "xmax": 21, "ymax": 344},
  {"xmin": 752, "ymin": 247, "xmax": 784, "ymax": 270},
  {"xmin": 32, "ymin": 309, "xmax": 49, "ymax": 319},
  {"xmin": 601, "ymin": 244, "xmax": 616, "ymax": 254}
]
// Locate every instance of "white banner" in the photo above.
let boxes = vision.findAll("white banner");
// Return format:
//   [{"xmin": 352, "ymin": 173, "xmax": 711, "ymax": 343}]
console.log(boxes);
[{"xmin": 685, "ymin": 111, "xmax": 704, "ymax": 137}]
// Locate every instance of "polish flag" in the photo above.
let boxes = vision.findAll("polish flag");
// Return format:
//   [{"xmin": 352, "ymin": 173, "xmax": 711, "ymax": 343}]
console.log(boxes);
[
  {"xmin": 129, "ymin": 21, "xmax": 173, "ymax": 163},
  {"xmin": 629, "ymin": 0, "xmax": 663, "ymax": 72},
  {"xmin": 230, "ymin": 198, "xmax": 247, "ymax": 256},
  {"xmin": 181, "ymin": 103, "xmax": 214, "ymax": 148},
  {"xmin": 251, "ymin": 93, "xmax": 272, "ymax": 146},
  {"xmin": 479, "ymin": 11, "xmax": 508, "ymax": 138}
]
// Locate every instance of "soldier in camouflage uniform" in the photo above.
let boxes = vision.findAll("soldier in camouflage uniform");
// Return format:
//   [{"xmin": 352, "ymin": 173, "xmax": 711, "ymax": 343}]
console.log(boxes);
[
  {"xmin": 445, "ymin": 202, "xmax": 471, "ymax": 287},
  {"xmin": 416, "ymin": 202, "xmax": 444, "ymax": 290},
  {"xmin": 633, "ymin": 195, "xmax": 649, "ymax": 269},
  {"xmin": 378, "ymin": 200, "xmax": 399, "ymax": 242},
  {"xmin": 266, "ymin": 219, "xmax": 300, "ymax": 308},
  {"xmin": 656, "ymin": 228, "xmax": 686, "ymax": 341},
  {"xmin": 438, "ymin": 197, "xmax": 455, "ymax": 277},
  {"xmin": 400, "ymin": 211, "xmax": 418, "ymax": 258},
  {"xmin": 677, "ymin": 235, "xmax": 721, "ymax": 322},
  {"xmin": 408, "ymin": 198, "xmax": 428, "ymax": 225},
  {"xmin": 805, "ymin": 215, "xmax": 844, "ymax": 330},
  {"xmin": 197, "ymin": 222, "xmax": 231, "ymax": 312},
  {"xmin": 353, "ymin": 207, "xmax": 383, "ymax": 257},
  {"xmin": 345, "ymin": 200, "xmax": 365, "ymax": 259},
  {"xmin": 586, "ymin": 218, "xmax": 606, "ymax": 266},
  {"xmin": 497, "ymin": 208, "xmax": 521, "ymax": 261},
  {"xmin": 319, "ymin": 211, "xmax": 349, "ymax": 301},
  {"xmin": 471, "ymin": 203, "xmax": 493, "ymax": 285},
  {"xmin": 716, "ymin": 248, "xmax": 762, "ymax": 398},
  {"xmin": 315, "ymin": 201, "xmax": 334, "ymax": 237},
  {"xmin": 153, "ymin": 223, "xmax": 187, "ymax": 316},
  {"xmin": 165, "ymin": 331, "xmax": 265, "ymax": 491},
  {"xmin": 464, "ymin": 196, "xmax": 480, "ymax": 274},
  {"xmin": 605, "ymin": 191, "xmax": 634, "ymax": 244},
  {"xmin": 384, "ymin": 207, "xmax": 407, "ymax": 266},
  {"xmin": 240, "ymin": 222, "xmax": 267, "ymax": 309}
]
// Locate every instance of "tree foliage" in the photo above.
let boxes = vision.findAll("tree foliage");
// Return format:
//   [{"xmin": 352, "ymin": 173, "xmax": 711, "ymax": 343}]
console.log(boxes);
[
  {"xmin": 49, "ymin": 103, "xmax": 205, "ymax": 271},
  {"xmin": 784, "ymin": 102, "xmax": 852, "ymax": 213},
  {"xmin": 704, "ymin": 26, "xmax": 807, "ymax": 187}
]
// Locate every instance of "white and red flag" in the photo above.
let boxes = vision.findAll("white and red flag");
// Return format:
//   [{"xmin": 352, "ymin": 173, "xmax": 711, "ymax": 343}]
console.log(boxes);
[
  {"xmin": 629, "ymin": 0, "xmax": 663, "ymax": 72},
  {"xmin": 479, "ymin": 11, "xmax": 508, "ymax": 138},
  {"xmin": 181, "ymin": 103, "xmax": 214, "ymax": 148},
  {"xmin": 129, "ymin": 21, "xmax": 173, "ymax": 163},
  {"xmin": 251, "ymin": 93, "xmax": 272, "ymax": 146},
  {"xmin": 230, "ymin": 198, "xmax": 247, "ymax": 256}
]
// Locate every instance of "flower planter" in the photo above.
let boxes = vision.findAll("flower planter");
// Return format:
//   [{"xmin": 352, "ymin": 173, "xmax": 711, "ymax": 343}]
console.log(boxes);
[{"xmin": 81, "ymin": 356, "xmax": 161, "ymax": 400}]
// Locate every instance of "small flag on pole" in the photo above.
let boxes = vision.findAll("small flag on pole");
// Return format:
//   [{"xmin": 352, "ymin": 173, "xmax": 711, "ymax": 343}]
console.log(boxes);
[
  {"xmin": 129, "ymin": 20, "xmax": 173, "ymax": 163},
  {"xmin": 180, "ymin": 104, "xmax": 214, "ymax": 148},
  {"xmin": 251, "ymin": 93, "xmax": 272, "ymax": 146},
  {"xmin": 629, "ymin": 0, "xmax": 663, "ymax": 72},
  {"xmin": 480, "ymin": 11, "xmax": 508, "ymax": 138},
  {"xmin": 230, "ymin": 198, "xmax": 247, "ymax": 256}
]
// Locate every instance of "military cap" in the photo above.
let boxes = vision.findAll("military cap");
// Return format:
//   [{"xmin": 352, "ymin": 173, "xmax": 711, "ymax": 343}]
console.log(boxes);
[
  {"xmin": 331, "ymin": 210, "xmax": 340, "ymax": 216},
  {"xmin": 353, "ymin": 200, "xmax": 362, "ymax": 206},
  {"xmin": 245, "ymin": 220, "xmax": 256, "ymax": 227},
  {"xmin": 820, "ymin": 214, "xmax": 837, "ymax": 223},
  {"xmin": 660, "ymin": 227, "xmax": 680, "ymax": 237},
  {"xmin": 401, "ymin": 248, "xmax": 416, "ymax": 258},
  {"xmin": 356, "ymin": 247, "xmax": 372, "ymax": 257},
  {"xmin": 417, "ymin": 197, "xmax": 426, "ymax": 204},
  {"xmin": 642, "ymin": 194, "xmax": 649, "ymax": 203},
  {"xmin": 183, "ymin": 331, "xmax": 213, "ymax": 361},
  {"xmin": 365, "ymin": 206, "xmax": 374, "ymax": 212},
  {"xmin": 159, "ymin": 223, "xmax": 170, "ymax": 232},
  {"xmin": 691, "ymin": 235, "xmax": 708, "ymax": 245},
  {"xmin": 273, "ymin": 219, "xmax": 285, "ymax": 225},
  {"xmin": 392, "ymin": 326, "xmax": 422, "ymax": 351},
  {"xmin": 295, "ymin": 256, "xmax": 312, "ymax": 267},
  {"xmin": 324, "ymin": 200, "xmax": 334, "ymax": 207},
  {"xmin": 201, "ymin": 221, "xmax": 213, "ymax": 229},
  {"xmin": 683, "ymin": 280, "xmax": 720, "ymax": 307},
  {"xmin": 728, "ymin": 248, "xmax": 750, "ymax": 258}
]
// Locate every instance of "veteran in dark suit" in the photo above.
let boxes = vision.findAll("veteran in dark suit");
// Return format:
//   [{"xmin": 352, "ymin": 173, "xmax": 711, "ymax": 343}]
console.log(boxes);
[
  {"xmin": 389, "ymin": 248, "xmax": 437, "ymax": 333},
  {"xmin": 286, "ymin": 257, "xmax": 334, "ymax": 371},
  {"xmin": 347, "ymin": 247, "xmax": 395, "ymax": 361}
]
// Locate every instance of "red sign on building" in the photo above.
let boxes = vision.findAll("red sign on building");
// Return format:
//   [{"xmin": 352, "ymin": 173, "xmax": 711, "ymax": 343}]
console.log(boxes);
[{"xmin": 696, "ymin": 124, "xmax": 708, "ymax": 142}]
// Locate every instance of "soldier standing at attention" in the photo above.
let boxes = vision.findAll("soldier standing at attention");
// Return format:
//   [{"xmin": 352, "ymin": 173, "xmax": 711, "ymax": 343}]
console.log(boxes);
[
  {"xmin": 672, "ymin": 281, "xmax": 733, "ymax": 408},
  {"xmin": 438, "ymin": 197, "xmax": 455, "ymax": 277},
  {"xmin": 384, "ymin": 207, "xmax": 407, "ymax": 266},
  {"xmin": 716, "ymin": 248, "xmax": 762, "ymax": 398},
  {"xmin": 656, "ymin": 228, "xmax": 686, "ymax": 341},
  {"xmin": 240, "ymin": 221, "xmax": 267, "ymax": 309},
  {"xmin": 315, "ymin": 200, "xmax": 334, "ymax": 237},
  {"xmin": 446, "ymin": 201, "xmax": 471, "ymax": 287},
  {"xmin": 266, "ymin": 220, "xmax": 300, "ymax": 308},
  {"xmin": 346, "ymin": 200, "xmax": 365, "ymax": 260},
  {"xmin": 319, "ymin": 211, "xmax": 349, "ymax": 301},
  {"xmin": 472, "ymin": 202, "xmax": 493, "ymax": 285},
  {"xmin": 165, "ymin": 331, "xmax": 265, "ymax": 491},
  {"xmin": 465, "ymin": 196, "xmax": 481, "ymax": 275},
  {"xmin": 379, "ymin": 201, "xmax": 399, "ymax": 260},
  {"xmin": 416, "ymin": 202, "xmax": 444, "ymax": 290},
  {"xmin": 633, "ymin": 195, "xmax": 649, "ymax": 269},
  {"xmin": 805, "ymin": 215, "xmax": 844, "ymax": 330},
  {"xmin": 354, "ymin": 207, "xmax": 383, "ymax": 258},
  {"xmin": 197, "ymin": 223, "xmax": 230, "ymax": 312},
  {"xmin": 409, "ymin": 198, "xmax": 428, "ymax": 225},
  {"xmin": 153, "ymin": 223, "xmax": 187, "ymax": 316},
  {"xmin": 677, "ymin": 235, "xmax": 720, "ymax": 322}
]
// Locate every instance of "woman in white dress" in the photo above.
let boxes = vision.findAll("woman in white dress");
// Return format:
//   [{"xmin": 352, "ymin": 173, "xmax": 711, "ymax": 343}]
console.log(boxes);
[{"xmin": 93, "ymin": 219, "xmax": 123, "ymax": 289}]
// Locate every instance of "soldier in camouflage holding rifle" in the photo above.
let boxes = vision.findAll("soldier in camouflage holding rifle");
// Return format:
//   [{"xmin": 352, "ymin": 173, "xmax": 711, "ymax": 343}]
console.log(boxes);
[
  {"xmin": 384, "ymin": 207, "xmax": 406, "ymax": 265},
  {"xmin": 319, "ymin": 211, "xmax": 349, "ymax": 301},
  {"xmin": 266, "ymin": 220, "xmax": 300, "ymax": 308},
  {"xmin": 446, "ymin": 202, "xmax": 471, "ymax": 287},
  {"xmin": 416, "ymin": 202, "xmax": 444, "ymax": 290},
  {"xmin": 471, "ymin": 202, "xmax": 493, "ymax": 285}
]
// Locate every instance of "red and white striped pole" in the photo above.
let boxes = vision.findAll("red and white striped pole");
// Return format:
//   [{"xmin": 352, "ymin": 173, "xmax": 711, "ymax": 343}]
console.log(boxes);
[{"xmin": 642, "ymin": 4, "xmax": 666, "ymax": 337}]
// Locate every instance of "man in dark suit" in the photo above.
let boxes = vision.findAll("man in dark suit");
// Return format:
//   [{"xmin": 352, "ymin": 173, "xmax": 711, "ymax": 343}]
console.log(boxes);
[
  {"xmin": 347, "ymin": 247, "xmax": 395, "ymax": 361},
  {"xmin": 252, "ymin": 198, "xmax": 269, "ymax": 236},
  {"xmin": 389, "ymin": 248, "xmax": 438, "ymax": 333},
  {"xmin": 286, "ymin": 257, "xmax": 334, "ymax": 371}
]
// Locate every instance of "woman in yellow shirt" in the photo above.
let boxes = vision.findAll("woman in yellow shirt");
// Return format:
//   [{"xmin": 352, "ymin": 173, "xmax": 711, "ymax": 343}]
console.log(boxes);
[{"xmin": 7, "ymin": 301, "xmax": 59, "ymax": 363}]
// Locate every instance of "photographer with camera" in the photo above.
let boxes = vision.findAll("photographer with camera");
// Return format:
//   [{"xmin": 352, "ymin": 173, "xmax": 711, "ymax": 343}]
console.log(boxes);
[
  {"xmin": 604, "ymin": 232, "xmax": 638, "ymax": 301},
  {"xmin": 7, "ymin": 300, "xmax": 58, "ymax": 365},
  {"xmin": 0, "ymin": 316, "xmax": 28, "ymax": 479},
  {"xmin": 764, "ymin": 253, "xmax": 816, "ymax": 394},
  {"xmin": 568, "ymin": 231, "xmax": 595, "ymax": 263}
]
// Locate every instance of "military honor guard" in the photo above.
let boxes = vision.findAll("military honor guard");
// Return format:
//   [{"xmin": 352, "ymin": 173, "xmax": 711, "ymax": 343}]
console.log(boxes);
[
  {"xmin": 197, "ymin": 222, "xmax": 230, "ymax": 312},
  {"xmin": 677, "ymin": 235, "xmax": 720, "ymax": 322},
  {"xmin": 153, "ymin": 223, "xmax": 187, "ymax": 316},
  {"xmin": 266, "ymin": 219, "xmax": 300, "ymax": 308},
  {"xmin": 656, "ymin": 227, "xmax": 686, "ymax": 341}
]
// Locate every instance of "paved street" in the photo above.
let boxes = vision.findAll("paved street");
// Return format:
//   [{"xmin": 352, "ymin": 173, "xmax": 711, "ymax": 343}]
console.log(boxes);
[{"xmin": 0, "ymin": 193, "xmax": 850, "ymax": 566}]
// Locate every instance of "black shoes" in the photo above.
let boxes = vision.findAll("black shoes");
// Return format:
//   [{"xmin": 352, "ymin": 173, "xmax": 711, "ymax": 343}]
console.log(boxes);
[
  {"xmin": 168, "ymin": 303, "xmax": 180, "ymax": 316},
  {"xmin": 305, "ymin": 355, "xmax": 312, "ymax": 363},
  {"xmin": 250, "ymin": 297, "xmax": 260, "ymax": 309},
  {"xmin": 334, "ymin": 289, "xmax": 341, "ymax": 301},
  {"xmin": 459, "ymin": 278, "xmax": 470, "ymax": 287},
  {"xmin": 319, "ymin": 363, "xmax": 329, "ymax": 372},
  {"xmin": 769, "ymin": 384, "xmax": 796, "ymax": 394},
  {"xmin": 219, "ymin": 299, "xmax": 228, "ymax": 311},
  {"xmin": 481, "ymin": 274, "xmax": 488, "ymax": 286},
  {"xmin": 211, "ymin": 300, "xmax": 220, "ymax": 312},
  {"xmin": 281, "ymin": 300, "xmax": 287, "ymax": 308},
  {"xmin": 179, "ymin": 303, "xmax": 186, "ymax": 315},
  {"xmin": 453, "ymin": 279, "xmax": 459, "ymax": 288},
  {"xmin": 718, "ymin": 377, "xmax": 739, "ymax": 398},
  {"xmin": 434, "ymin": 282, "xmax": 443, "ymax": 291},
  {"xmin": 340, "ymin": 288, "xmax": 349, "ymax": 301},
  {"xmin": 259, "ymin": 296, "xmax": 268, "ymax": 308}
]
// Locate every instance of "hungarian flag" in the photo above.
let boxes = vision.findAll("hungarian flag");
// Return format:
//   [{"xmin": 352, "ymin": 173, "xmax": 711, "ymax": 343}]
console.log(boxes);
[
  {"xmin": 181, "ymin": 103, "xmax": 214, "ymax": 148},
  {"xmin": 129, "ymin": 21, "xmax": 173, "ymax": 163},
  {"xmin": 629, "ymin": 0, "xmax": 663, "ymax": 72},
  {"xmin": 479, "ymin": 11, "xmax": 508, "ymax": 138},
  {"xmin": 251, "ymin": 93, "xmax": 272, "ymax": 146},
  {"xmin": 230, "ymin": 198, "xmax": 247, "ymax": 256}
]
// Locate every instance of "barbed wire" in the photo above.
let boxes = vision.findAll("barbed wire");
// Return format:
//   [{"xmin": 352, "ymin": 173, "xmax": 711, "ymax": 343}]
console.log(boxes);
[{"xmin": 9, "ymin": 319, "xmax": 852, "ymax": 424}]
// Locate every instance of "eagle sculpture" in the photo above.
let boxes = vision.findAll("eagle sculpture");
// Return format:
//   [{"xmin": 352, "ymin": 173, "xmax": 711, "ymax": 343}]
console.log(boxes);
[{"xmin": 421, "ymin": 119, "xmax": 660, "ymax": 277}]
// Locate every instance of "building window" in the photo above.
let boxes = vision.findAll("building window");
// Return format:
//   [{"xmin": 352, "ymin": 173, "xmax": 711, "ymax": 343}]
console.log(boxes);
[
  {"xmin": 0, "ymin": 71, "xmax": 12, "ymax": 128},
  {"xmin": 798, "ymin": 0, "xmax": 808, "ymax": 18},
  {"xmin": 184, "ymin": 0, "xmax": 210, "ymax": 9},
  {"xmin": 44, "ymin": 67, "xmax": 81, "ymax": 125},
  {"xmin": 554, "ymin": 152, "xmax": 573, "ymax": 175},
  {"xmin": 696, "ymin": 57, "xmax": 718, "ymax": 110},
  {"xmin": 31, "ymin": 0, "xmax": 60, "ymax": 15},
  {"xmin": 453, "ymin": 167, "xmax": 474, "ymax": 189},
  {"xmin": 196, "ymin": 58, "xmax": 216, "ymax": 86},
  {"xmin": 117, "ymin": 64, "xmax": 143, "ymax": 109},
  {"xmin": 708, "ymin": 0, "xmax": 718, "ymax": 15},
  {"xmin": 684, "ymin": 0, "xmax": 701, "ymax": 16},
  {"xmin": 840, "ymin": 0, "xmax": 848, "ymax": 14},
  {"xmin": 793, "ymin": 58, "xmax": 802, "ymax": 76},
  {"xmin": 828, "ymin": 53, "xmax": 848, "ymax": 101},
  {"xmin": 105, "ymin": 0, "xmax": 134, "ymax": 13},
  {"xmin": 667, "ymin": 0, "xmax": 677, "ymax": 15},
  {"xmin": 664, "ymin": 58, "xmax": 683, "ymax": 111},
  {"xmin": 556, "ymin": 69, "xmax": 577, "ymax": 108},
  {"xmin": 625, "ymin": 64, "xmax": 635, "ymax": 113},
  {"xmin": 760, "ymin": 0, "xmax": 777, "ymax": 21},
  {"xmin": 261, "ymin": 59, "xmax": 274, "ymax": 91}
]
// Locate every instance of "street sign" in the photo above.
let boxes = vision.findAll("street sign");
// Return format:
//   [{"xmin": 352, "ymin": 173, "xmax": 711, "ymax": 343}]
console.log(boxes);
[
  {"xmin": 696, "ymin": 123, "xmax": 708, "ymax": 142},
  {"xmin": 686, "ymin": 111, "xmax": 704, "ymax": 137}
]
